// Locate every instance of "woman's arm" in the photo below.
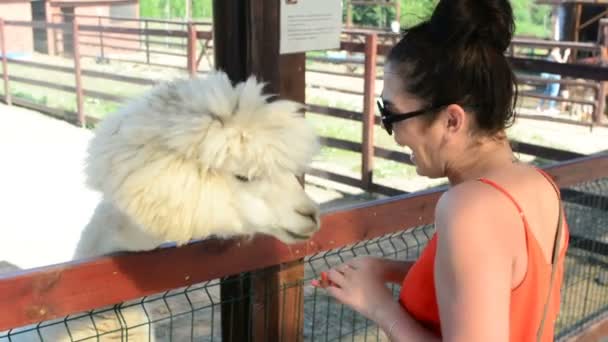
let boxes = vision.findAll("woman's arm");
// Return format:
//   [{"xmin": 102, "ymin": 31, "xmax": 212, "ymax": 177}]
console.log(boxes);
[
  {"xmin": 373, "ymin": 300, "xmax": 441, "ymax": 341},
  {"xmin": 433, "ymin": 185, "xmax": 515, "ymax": 342},
  {"xmin": 319, "ymin": 258, "xmax": 442, "ymax": 341},
  {"xmin": 379, "ymin": 258, "xmax": 416, "ymax": 284}
]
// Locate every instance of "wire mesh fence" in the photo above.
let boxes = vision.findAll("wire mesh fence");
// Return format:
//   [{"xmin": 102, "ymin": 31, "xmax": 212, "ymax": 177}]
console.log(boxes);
[
  {"xmin": 556, "ymin": 176, "xmax": 608, "ymax": 339},
  {"xmin": 1, "ymin": 176, "xmax": 606, "ymax": 341}
]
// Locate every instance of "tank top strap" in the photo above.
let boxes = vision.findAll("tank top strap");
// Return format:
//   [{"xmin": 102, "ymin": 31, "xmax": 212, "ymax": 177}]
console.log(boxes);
[
  {"xmin": 534, "ymin": 168, "xmax": 562, "ymax": 200},
  {"xmin": 477, "ymin": 178, "xmax": 529, "ymax": 227}
]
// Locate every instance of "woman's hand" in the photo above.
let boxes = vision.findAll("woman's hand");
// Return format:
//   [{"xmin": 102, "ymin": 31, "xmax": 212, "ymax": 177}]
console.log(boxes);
[{"xmin": 312, "ymin": 257, "xmax": 396, "ymax": 322}]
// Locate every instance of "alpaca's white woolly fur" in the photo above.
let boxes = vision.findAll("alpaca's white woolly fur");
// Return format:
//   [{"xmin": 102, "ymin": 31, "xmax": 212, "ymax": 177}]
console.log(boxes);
[
  {"xmin": 81, "ymin": 71, "xmax": 321, "ymax": 254},
  {"xmin": 6, "ymin": 71, "xmax": 321, "ymax": 342}
]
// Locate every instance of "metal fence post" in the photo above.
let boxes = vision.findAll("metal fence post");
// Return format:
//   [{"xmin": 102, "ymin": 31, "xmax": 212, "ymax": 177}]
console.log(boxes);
[
  {"xmin": 0, "ymin": 19, "xmax": 11, "ymax": 106},
  {"xmin": 144, "ymin": 19, "xmax": 150, "ymax": 64},
  {"xmin": 187, "ymin": 22, "xmax": 197, "ymax": 77},
  {"xmin": 72, "ymin": 19, "xmax": 85, "ymax": 127},
  {"xmin": 362, "ymin": 33, "xmax": 377, "ymax": 191},
  {"xmin": 98, "ymin": 16, "xmax": 105, "ymax": 62}
]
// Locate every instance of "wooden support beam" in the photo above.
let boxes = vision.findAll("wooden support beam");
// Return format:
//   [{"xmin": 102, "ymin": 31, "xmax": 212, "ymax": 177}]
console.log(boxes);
[
  {"xmin": 213, "ymin": 1, "xmax": 306, "ymax": 340},
  {"xmin": 212, "ymin": 3, "xmax": 251, "ymax": 341}
]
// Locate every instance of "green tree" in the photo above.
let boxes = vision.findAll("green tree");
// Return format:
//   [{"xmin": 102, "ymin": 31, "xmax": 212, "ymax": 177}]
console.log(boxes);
[
  {"xmin": 346, "ymin": 0, "xmax": 552, "ymax": 38},
  {"xmin": 140, "ymin": 0, "xmax": 213, "ymax": 19}
]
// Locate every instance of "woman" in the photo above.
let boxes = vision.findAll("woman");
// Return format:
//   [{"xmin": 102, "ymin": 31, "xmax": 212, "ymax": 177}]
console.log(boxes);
[
  {"xmin": 312, "ymin": 0, "xmax": 570, "ymax": 341},
  {"xmin": 538, "ymin": 46, "xmax": 570, "ymax": 114}
]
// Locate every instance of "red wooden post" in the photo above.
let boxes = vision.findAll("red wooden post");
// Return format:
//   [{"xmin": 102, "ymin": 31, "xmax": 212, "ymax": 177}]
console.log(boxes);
[
  {"xmin": 362, "ymin": 33, "xmax": 377, "ymax": 191},
  {"xmin": 594, "ymin": 81, "xmax": 606, "ymax": 127},
  {"xmin": 53, "ymin": 14, "xmax": 60, "ymax": 55},
  {"xmin": 98, "ymin": 16, "xmax": 105, "ymax": 62},
  {"xmin": 0, "ymin": 19, "xmax": 11, "ymax": 106},
  {"xmin": 144, "ymin": 20, "xmax": 150, "ymax": 64},
  {"xmin": 72, "ymin": 19, "xmax": 85, "ymax": 127},
  {"xmin": 187, "ymin": 22, "xmax": 197, "ymax": 77}
]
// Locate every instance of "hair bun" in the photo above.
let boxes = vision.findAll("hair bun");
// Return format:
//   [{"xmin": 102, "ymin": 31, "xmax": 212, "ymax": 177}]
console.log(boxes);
[{"xmin": 428, "ymin": 0, "xmax": 514, "ymax": 52}]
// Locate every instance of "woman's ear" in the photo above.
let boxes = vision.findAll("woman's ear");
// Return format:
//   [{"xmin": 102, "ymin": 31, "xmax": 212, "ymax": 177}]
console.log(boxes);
[{"xmin": 443, "ymin": 104, "xmax": 467, "ymax": 134}]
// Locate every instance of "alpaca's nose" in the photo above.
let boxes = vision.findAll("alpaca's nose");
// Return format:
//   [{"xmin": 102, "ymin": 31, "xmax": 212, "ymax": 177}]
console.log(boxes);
[{"xmin": 296, "ymin": 209, "xmax": 318, "ymax": 225}]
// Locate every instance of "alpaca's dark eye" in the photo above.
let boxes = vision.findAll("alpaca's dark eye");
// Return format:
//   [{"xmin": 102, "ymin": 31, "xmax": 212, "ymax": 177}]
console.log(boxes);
[{"xmin": 235, "ymin": 175, "xmax": 250, "ymax": 182}]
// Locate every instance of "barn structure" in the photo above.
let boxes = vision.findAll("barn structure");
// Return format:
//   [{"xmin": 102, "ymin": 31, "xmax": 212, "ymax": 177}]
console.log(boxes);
[{"xmin": 0, "ymin": 0, "xmax": 139, "ymax": 57}]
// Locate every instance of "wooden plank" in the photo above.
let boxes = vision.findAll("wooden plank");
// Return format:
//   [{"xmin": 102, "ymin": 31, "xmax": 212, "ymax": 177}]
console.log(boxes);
[
  {"xmin": 7, "ymin": 97, "xmax": 100, "ymax": 126},
  {"xmin": 7, "ymin": 59, "xmax": 156, "ymax": 86},
  {"xmin": 520, "ymin": 90, "xmax": 597, "ymax": 106},
  {"xmin": 375, "ymin": 147, "xmax": 413, "ymax": 165},
  {"xmin": 307, "ymin": 83, "xmax": 365, "ymax": 96},
  {"xmin": 55, "ymin": 13, "xmax": 212, "ymax": 26},
  {"xmin": 510, "ymin": 37, "xmax": 599, "ymax": 52},
  {"xmin": 509, "ymin": 57, "xmax": 608, "ymax": 81},
  {"xmin": 79, "ymin": 54, "xmax": 190, "ymax": 71},
  {"xmin": 544, "ymin": 153, "xmax": 608, "ymax": 187},
  {"xmin": 561, "ymin": 189, "xmax": 608, "ymax": 211},
  {"xmin": 516, "ymin": 113, "xmax": 604, "ymax": 128},
  {"xmin": 78, "ymin": 41, "xmax": 188, "ymax": 57},
  {"xmin": 306, "ymin": 67, "xmax": 365, "ymax": 78},
  {"xmin": 80, "ymin": 71, "xmax": 156, "ymax": 86},
  {"xmin": 307, "ymin": 168, "xmax": 363, "ymax": 189},
  {"xmin": 10, "ymin": 77, "xmax": 126, "ymax": 103},
  {"xmin": 340, "ymin": 41, "xmax": 393, "ymax": 55},
  {"xmin": 563, "ymin": 313, "xmax": 608, "ymax": 342},
  {"xmin": 77, "ymin": 24, "xmax": 189, "ymax": 38},
  {"xmin": 9, "ymin": 75, "xmax": 75, "ymax": 93},
  {"xmin": 569, "ymin": 235, "xmax": 608, "ymax": 256},
  {"xmin": 4, "ymin": 20, "xmax": 69, "ymax": 31},
  {"xmin": 0, "ymin": 154, "xmax": 605, "ymax": 331},
  {"xmin": 306, "ymin": 104, "xmax": 370, "ymax": 122},
  {"xmin": 517, "ymin": 74, "xmax": 599, "ymax": 89},
  {"xmin": 512, "ymin": 141, "xmax": 585, "ymax": 161},
  {"xmin": 6, "ymin": 58, "xmax": 74, "ymax": 74}
]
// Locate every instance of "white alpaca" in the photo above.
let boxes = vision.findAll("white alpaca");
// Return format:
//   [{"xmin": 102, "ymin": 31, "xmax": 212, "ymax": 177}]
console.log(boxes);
[{"xmin": 4, "ymin": 71, "xmax": 320, "ymax": 341}]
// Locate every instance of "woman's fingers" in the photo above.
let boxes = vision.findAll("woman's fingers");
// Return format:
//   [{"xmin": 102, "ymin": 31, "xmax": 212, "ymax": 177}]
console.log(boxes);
[
  {"xmin": 325, "ymin": 284, "xmax": 348, "ymax": 303},
  {"xmin": 337, "ymin": 264, "xmax": 355, "ymax": 275},
  {"xmin": 327, "ymin": 268, "xmax": 347, "ymax": 287},
  {"xmin": 311, "ymin": 261, "xmax": 360, "ymax": 289}
]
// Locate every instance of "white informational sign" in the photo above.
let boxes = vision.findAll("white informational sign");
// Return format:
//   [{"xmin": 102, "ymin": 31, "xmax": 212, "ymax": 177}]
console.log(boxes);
[{"xmin": 280, "ymin": 0, "xmax": 342, "ymax": 54}]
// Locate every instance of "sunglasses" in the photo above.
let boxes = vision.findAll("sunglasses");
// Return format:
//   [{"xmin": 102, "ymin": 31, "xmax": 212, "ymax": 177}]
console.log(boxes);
[{"xmin": 376, "ymin": 100, "xmax": 443, "ymax": 135}]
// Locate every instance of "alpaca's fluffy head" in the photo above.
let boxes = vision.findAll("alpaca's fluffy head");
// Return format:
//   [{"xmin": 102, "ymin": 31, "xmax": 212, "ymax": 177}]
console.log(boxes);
[{"xmin": 85, "ymin": 71, "xmax": 321, "ymax": 244}]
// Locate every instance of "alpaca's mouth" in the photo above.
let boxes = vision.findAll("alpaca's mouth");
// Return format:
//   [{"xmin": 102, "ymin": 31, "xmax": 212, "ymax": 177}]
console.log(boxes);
[{"xmin": 283, "ymin": 229, "xmax": 313, "ymax": 241}]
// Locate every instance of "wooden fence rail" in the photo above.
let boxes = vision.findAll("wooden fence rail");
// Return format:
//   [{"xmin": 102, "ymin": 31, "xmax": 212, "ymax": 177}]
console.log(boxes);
[{"xmin": 0, "ymin": 153, "xmax": 605, "ymax": 333}]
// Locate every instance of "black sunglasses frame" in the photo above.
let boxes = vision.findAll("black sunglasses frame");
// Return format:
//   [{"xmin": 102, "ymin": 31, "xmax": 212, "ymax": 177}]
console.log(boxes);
[{"xmin": 376, "ymin": 100, "xmax": 444, "ymax": 135}]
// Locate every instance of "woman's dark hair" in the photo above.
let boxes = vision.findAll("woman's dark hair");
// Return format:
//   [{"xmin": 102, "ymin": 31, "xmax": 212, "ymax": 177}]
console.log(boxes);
[{"xmin": 387, "ymin": 0, "xmax": 518, "ymax": 135}]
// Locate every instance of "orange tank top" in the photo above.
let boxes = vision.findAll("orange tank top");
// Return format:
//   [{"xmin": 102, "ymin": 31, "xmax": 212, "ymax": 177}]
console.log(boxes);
[{"xmin": 399, "ymin": 169, "xmax": 569, "ymax": 341}]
